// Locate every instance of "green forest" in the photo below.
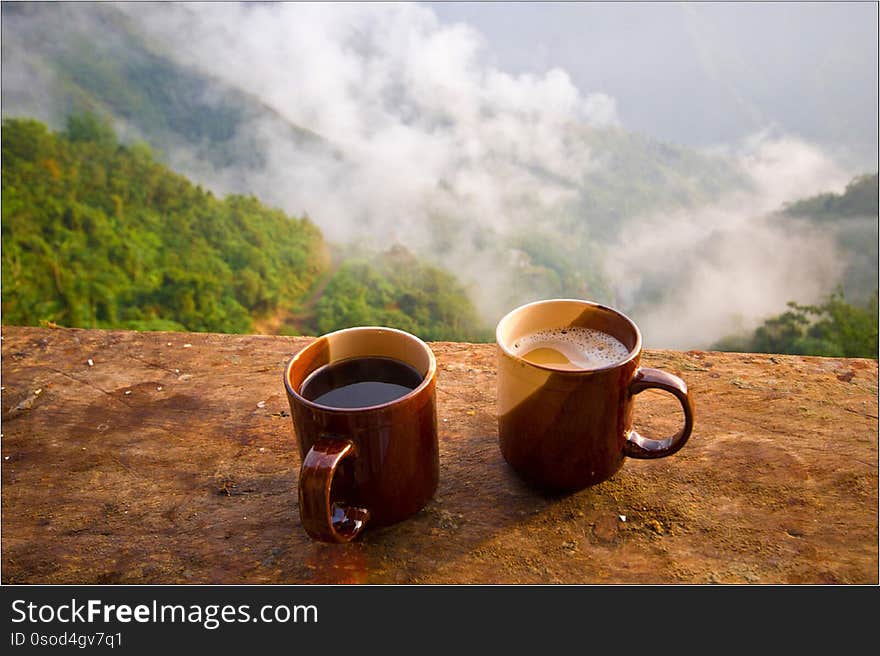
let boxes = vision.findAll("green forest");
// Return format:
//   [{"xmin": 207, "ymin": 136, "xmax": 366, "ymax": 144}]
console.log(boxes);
[
  {"xmin": 713, "ymin": 291, "xmax": 878, "ymax": 358},
  {"xmin": 1, "ymin": 117, "xmax": 485, "ymax": 340},
  {"xmin": 314, "ymin": 246, "xmax": 490, "ymax": 342}
]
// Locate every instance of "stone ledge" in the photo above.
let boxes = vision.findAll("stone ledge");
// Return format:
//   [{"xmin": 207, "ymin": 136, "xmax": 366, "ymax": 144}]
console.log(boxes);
[{"xmin": 1, "ymin": 326, "xmax": 877, "ymax": 584}]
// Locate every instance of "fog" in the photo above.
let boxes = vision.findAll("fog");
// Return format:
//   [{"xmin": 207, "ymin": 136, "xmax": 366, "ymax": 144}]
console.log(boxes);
[
  {"xmin": 3, "ymin": 1, "xmax": 875, "ymax": 347},
  {"xmin": 610, "ymin": 134, "xmax": 851, "ymax": 348}
]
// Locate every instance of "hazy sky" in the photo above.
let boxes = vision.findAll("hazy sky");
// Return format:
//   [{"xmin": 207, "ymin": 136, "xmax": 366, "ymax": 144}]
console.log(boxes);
[{"xmin": 427, "ymin": 1, "xmax": 879, "ymax": 170}]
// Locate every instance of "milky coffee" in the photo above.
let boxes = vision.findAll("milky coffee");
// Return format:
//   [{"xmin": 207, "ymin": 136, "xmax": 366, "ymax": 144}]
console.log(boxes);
[{"xmin": 510, "ymin": 327, "xmax": 629, "ymax": 370}]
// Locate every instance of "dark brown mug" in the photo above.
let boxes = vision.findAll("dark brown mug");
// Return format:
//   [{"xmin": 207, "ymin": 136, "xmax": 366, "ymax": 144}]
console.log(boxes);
[
  {"xmin": 496, "ymin": 299, "xmax": 694, "ymax": 491},
  {"xmin": 283, "ymin": 326, "xmax": 439, "ymax": 543}
]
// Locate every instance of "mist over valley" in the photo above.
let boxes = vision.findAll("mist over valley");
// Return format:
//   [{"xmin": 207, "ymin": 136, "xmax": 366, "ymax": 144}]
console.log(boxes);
[{"xmin": 2, "ymin": 1, "xmax": 876, "ymax": 354}]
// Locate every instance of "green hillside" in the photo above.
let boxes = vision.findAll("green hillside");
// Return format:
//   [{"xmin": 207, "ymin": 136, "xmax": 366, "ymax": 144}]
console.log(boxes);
[
  {"xmin": 314, "ymin": 246, "xmax": 490, "ymax": 343},
  {"xmin": 572, "ymin": 125, "xmax": 748, "ymax": 236},
  {"xmin": 1, "ymin": 116, "xmax": 327, "ymax": 332},
  {"xmin": 712, "ymin": 291, "xmax": 878, "ymax": 359},
  {"xmin": 783, "ymin": 173, "xmax": 878, "ymax": 220},
  {"xmin": 1, "ymin": 117, "xmax": 486, "ymax": 340}
]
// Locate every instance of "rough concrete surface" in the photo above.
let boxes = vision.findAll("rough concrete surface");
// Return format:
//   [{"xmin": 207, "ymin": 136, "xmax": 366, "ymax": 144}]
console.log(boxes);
[{"xmin": 1, "ymin": 326, "xmax": 877, "ymax": 584}]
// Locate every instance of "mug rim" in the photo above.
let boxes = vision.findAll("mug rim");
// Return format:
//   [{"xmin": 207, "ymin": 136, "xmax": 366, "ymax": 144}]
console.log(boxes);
[
  {"xmin": 496, "ymin": 298, "xmax": 642, "ymax": 374},
  {"xmin": 284, "ymin": 325, "xmax": 437, "ymax": 413}
]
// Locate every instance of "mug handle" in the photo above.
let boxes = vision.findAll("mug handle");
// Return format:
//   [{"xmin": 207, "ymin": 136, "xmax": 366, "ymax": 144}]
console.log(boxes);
[
  {"xmin": 298, "ymin": 437, "xmax": 370, "ymax": 543},
  {"xmin": 624, "ymin": 367, "xmax": 694, "ymax": 459}
]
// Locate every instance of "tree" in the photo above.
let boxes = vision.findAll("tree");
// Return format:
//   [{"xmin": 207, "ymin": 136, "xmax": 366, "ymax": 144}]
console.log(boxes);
[
  {"xmin": 715, "ymin": 290, "xmax": 878, "ymax": 359},
  {"xmin": 64, "ymin": 112, "xmax": 117, "ymax": 148}
]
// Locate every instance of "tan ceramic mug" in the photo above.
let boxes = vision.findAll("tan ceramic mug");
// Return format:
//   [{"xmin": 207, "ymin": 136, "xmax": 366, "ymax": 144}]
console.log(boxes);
[{"xmin": 496, "ymin": 299, "xmax": 694, "ymax": 491}]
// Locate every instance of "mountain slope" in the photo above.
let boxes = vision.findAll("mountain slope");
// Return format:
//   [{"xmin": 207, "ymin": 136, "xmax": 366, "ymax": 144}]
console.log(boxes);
[
  {"xmin": 780, "ymin": 173, "xmax": 878, "ymax": 304},
  {"xmin": 1, "ymin": 117, "xmax": 489, "ymax": 341},
  {"xmin": 1, "ymin": 116, "xmax": 327, "ymax": 332},
  {"xmin": 1, "ymin": 1, "xmax": 746, "ymax": 207},
  {"xmin": 1, "ymin": 1, "xmax": 332, "ymax": 173}
]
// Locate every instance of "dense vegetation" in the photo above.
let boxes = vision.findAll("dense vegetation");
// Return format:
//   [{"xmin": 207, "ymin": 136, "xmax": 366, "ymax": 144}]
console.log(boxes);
[
  {"xmin": 2, "ymin": 116, "xmax": 326, "ymax": 332},
  {"xmin": 713, "ymin": 291, "xmax": 878, "ymax": 358},
  {"xmin": 315, "ymin": 246, "xmax": 490, "ymax": 342},
  {"xmin": 783, "ymin": 173, "xmax": 878, "ymax": 220},
  {"xmin": 1, "ymin": 117, "xmax": 486, "ymax": 340}
]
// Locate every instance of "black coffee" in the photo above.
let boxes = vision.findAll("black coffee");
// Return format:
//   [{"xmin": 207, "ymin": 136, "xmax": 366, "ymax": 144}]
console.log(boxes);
[{"xmin": 300, "ymin": 356, "xmax": 423, "ymax": 409}]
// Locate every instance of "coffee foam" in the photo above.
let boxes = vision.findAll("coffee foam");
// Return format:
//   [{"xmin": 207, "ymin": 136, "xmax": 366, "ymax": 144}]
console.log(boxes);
[{"xmin": 510, "ymin": 327, "xmax": 630, "ymax": 369}]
